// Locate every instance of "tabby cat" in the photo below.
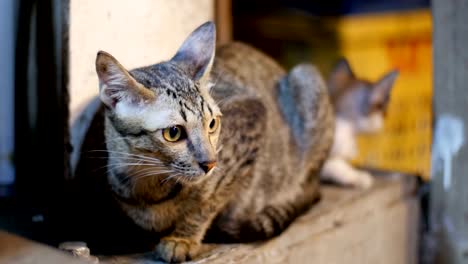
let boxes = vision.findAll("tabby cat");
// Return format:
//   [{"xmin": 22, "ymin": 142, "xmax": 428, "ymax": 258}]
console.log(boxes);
[
  {"xmin": 320, "ymin": 58, "xmax": 398, "ymax": 188},
  {"xmin": 71, "ymin": 21, "xmax": 334, "ymax": 263}
]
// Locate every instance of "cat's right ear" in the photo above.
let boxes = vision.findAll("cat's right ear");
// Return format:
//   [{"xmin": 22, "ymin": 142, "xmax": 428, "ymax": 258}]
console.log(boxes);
[
  {"xmin": 96, "ymin": 51, "xmax": 155, "ymax": 109},
  {"xmin": 327, "ymin": 58, "xmax": 355, "ymax": 98},
  {"xmin": 369, "ymin": 70, "xmax": 399, "ymax": 110},
  {"xmin": 171, "ymin": 21, "xmax": 216, "ymax": 85}
]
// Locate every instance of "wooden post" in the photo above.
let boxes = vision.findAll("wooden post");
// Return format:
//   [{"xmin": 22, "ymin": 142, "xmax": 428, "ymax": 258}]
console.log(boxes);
[
  {"xmin": 432, "ymin": 0, "xmax": 468, "ymax": 263},
  {"xmin": 215, "ymin": 0, "xmax": 232, "ymax": 45}
]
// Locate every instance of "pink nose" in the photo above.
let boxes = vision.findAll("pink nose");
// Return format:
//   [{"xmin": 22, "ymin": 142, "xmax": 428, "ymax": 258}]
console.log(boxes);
[{"xmin": 199, "ymin": 161, "xmax": 216, "ymax": 173}]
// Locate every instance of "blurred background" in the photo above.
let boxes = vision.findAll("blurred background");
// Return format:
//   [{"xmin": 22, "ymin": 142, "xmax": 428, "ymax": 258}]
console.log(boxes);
[{"xmin": 1, "ymin": 0, "xmax": 467, "ymax": 263}]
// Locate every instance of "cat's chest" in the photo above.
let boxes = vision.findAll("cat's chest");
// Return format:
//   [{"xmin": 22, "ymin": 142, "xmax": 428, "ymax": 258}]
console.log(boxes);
[{"xmin": 330, "ymin": 118, "xmax": 357, "ymax": 160}]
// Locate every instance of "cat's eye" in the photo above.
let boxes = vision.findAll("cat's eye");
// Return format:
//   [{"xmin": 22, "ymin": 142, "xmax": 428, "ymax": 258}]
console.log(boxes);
[
  {"xmin": 162, "ymin": 125, "xmax": 186, "ymax": 142},
  {"xmin": 208, "ymin": 117, "xmax": 220, "ymax": 133}
]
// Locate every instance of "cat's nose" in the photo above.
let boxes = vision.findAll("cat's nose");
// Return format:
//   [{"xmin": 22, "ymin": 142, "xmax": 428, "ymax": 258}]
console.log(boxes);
[{"xmin": 199, "ymin": 161, "xmax": 216, "ymax": 173}]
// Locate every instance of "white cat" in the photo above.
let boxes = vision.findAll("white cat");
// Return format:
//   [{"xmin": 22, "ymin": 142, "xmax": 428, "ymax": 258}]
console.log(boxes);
[{"xmin": 321, "ymin": 58, "xmax": 398, "ymax": 188}]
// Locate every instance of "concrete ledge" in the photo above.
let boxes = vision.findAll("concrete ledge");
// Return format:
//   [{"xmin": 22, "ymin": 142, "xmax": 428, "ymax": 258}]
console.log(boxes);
[
  {"xmin": 0, "ymin": 174, "xmax": 419, "ymax": 264},
  {"xmin": 0, "ymin": 230, "xmax": 86, "ymax": 264},
  {"xmin": 102, "ymin": 174, "xmax": 419, "ymax": 264}
]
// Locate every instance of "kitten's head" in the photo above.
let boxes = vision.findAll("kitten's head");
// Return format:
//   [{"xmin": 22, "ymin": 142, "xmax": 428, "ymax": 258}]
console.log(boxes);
[
  {"xmin": 96, "ymin": 22, "xmax": 221, "ymax": 183},
  {"xmin": 327, "ymin": 58, "xmax": 398, "ymax": 133}
]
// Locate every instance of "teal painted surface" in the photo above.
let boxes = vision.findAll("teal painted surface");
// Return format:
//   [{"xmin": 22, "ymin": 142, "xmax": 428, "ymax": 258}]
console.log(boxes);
[{"xmin": 0, "ymin": 0, "xmax": 16, "ymax": 186}]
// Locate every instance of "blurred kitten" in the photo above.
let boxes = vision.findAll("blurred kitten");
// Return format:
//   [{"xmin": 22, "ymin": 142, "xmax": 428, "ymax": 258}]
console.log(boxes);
[{"xmin": 321, "ymin": 58, "xmax": 398, "ymax": 188}]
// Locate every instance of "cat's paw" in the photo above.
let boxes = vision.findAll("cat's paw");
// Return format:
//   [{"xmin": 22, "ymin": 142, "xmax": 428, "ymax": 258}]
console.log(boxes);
[
  {"xmin": 155, "ymin": 236, "xmax": 200, "ymax": 263},
  {"xmin": 352, "ymin": 171, "xmax": 374, "ymax": 189}
]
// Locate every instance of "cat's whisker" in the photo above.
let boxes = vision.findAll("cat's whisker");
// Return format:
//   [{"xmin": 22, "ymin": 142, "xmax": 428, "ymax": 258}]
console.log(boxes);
[
  {"xmin": 124, "ymin": 169, "xmax": 174, "ymax": 194},
  {"xmin": 164, "ymin": 173, "xmax": 180, "ymax": 183},
  {"xmin": 127, "ymin": 168, "xmax": 160, "ymax": 179},
  {"xmin": 114, "ymin": 159, "xmax": 166, "ymax": 168},
  {"xmin": 116, "ymin": 155, "xmax": 164, "ymax": 164},
  {"xmin": 87, "ymin": 151, "xmax": 151, "ymax": 160},
  {"xmin": 102, "ymin": 162, "xmax": 164, "ymax": 171},
  {"xmin": 216, "ymin": 145, "xmax": 223, "ymax": 154},
  {"xmin": 213, "ymin": 166, "xmax": 223, "ymax": 174},
  {"xmin": 101, "ymin": 161, "xmax": 168, "ymax": 176},
  {"xmin": 131, "ymin": 169, "xmax": 172, "ymax": 180},
  {"xmin": 174, "ymin": 174, "xmax": 182, "ymax": 185},
  {"xmin": 131, "ymin": 173, "xmax": 165, "ymax": 193},
  {"xmin": 214, "ymin": 96, "xmax": 231, "ymax": 107},
  {"xmin": 133, "ymin": 174, "xmax": 173, "ymax": 186},
  {"xmin": 161, "ymin": 172, "xmax": 183, "ymax": 184},
  {"xmin": 110, "ymin": 172, "xmax": 134, "ymax": 189},
  {"xmin": 131, "ymin": 166, "xmax": 162, "ymax": 174},
  {"xmin": 88, "ymin": 157, "xmax": 162, "ymax": 169},
  {"xmin": 87, "ymin": 151, "xmax": 169, "ymax": 180},
  {"xmin": 108, "ymin": 162, "xmax": 153, "ymax": 167},
  {"xmin": 89, "ymin": 150, "xmax": 164, "ymax": 164},
  {"xmin": 208, "ymin": 69, "xmax": 224, "ymax": 96},
  {"xmin": 122, "ymin": 161, "xmax": 171, "ymax": 174},
  {"xmin": 122, "ymin": 154, "xmax": 162, "ymax": 163}
]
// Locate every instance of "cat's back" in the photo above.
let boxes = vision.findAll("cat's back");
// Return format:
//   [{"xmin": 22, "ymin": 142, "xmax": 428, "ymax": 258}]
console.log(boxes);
[{"xmin": 210, "ymin": 42, "xmax": 286, "ymax": 100}]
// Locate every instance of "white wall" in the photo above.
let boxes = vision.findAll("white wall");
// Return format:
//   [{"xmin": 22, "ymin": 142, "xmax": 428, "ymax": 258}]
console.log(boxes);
[{"xmin": 0, "ymin": 0, "xmax": 16, "ymax": 185}]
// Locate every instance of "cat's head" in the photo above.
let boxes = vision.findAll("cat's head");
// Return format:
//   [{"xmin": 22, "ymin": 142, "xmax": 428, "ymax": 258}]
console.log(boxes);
[
  {"xmin": 95, "ymin": 22, "xmax": 221, "ymax": 183},
  {"xmin": 327, "ymin": 58, "xmax": 398, "ymax": 133}
]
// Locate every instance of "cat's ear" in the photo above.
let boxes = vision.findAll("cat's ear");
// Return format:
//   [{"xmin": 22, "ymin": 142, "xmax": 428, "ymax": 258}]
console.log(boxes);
[
  {"xmin": 370, "ymin": 70, "xmax": 399, "ymax": 109},
  {"xmin": 171, "ymin": 21, "xmax": 216, "ymax": 84},
  {"xmin": 328, "ymin": 58, "xmax": 355, "ymax": 97},
  {"xmin": 96, "ymin": 51, "xmax": 155, "ymax": 109}
]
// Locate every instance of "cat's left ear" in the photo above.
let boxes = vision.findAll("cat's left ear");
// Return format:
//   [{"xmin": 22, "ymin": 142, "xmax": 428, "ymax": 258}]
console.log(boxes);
[
  {"xmin": 370, "ymin": 70, "xmax": 399, "ymax": 108},
  {"xmin": 327, "ymin": 58, "xmax": 355, "ymax": 98},
  {"xmin": 171, "ymin": 21, "xmax": 216, "ymax": 85},
  {"xmin": 96, "ymin": 51, "xmax": 155, "ymax": 109}
]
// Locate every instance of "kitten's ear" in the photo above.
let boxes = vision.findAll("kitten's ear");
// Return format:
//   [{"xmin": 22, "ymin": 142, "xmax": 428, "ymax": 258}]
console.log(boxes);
[
  {"xmin": 328, "ymin": 58, "xmax": 355, "ymax": 97},
  {"xmin": 171, "ymin": 21, "xmax": 216, "ymax": 84},
  {"xmin": 370, "ymin": 70, "xmax": 399, "ymax": 109},
  {"xmin": 96, "ymin": 51, "xmax": 155, "ymax": 108}
]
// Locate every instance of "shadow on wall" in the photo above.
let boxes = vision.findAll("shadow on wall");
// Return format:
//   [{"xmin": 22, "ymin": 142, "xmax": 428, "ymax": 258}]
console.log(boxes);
[{"xmin": 232, "ymin": 1, "xmax": 341, "ymax": 74}]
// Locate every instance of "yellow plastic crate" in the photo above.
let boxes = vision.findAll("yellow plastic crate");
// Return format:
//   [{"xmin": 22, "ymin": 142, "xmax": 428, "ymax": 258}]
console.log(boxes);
[{"xmin": 335, "ymin": 9, "xmax": 432, "ymax": 179}]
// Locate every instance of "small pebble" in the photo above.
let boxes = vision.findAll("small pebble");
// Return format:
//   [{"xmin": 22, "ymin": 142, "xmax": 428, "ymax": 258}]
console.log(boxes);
[{"xmin": 59, "ymin": 241, "xmax": 99, "ymax": 263}]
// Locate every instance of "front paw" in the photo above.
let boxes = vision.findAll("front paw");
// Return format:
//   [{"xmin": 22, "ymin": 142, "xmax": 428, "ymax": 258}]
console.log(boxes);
[
  {"xmin": 155, "ymin": 236, "xmax": 200, "ymax": 263},
  {"xmin": 353, "ymin": 171, "xmax": 374, "ymax": 189}
]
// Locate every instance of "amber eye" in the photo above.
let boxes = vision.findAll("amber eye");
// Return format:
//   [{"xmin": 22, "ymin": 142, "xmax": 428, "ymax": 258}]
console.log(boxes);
[
  {"xmin": 162, "ymin": 126, "xmax": 186, "ymax": 142},
  {"xmin": 208, "ymin": 117, "xmax": 220, "ymax": 133}
]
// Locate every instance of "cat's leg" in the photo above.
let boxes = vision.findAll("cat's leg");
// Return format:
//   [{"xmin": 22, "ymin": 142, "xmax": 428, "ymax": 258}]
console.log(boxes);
[
  {"xmin": 232, "ymin": 180, "xmax": 320, "ymax": 242},
  {"xmin": 321, "ymin": 157, "xmax": 374, "ymax": 189},
  {"xmin": 155, "ymin": 201, "xmax": 220, "ymax": 263}
]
